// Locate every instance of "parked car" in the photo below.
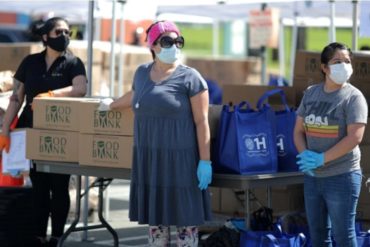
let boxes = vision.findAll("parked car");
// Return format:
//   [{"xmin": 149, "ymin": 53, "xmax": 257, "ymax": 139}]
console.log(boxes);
[{"xmin": 0, "ymin": 25, "xmax": 31, "ymax": 43}]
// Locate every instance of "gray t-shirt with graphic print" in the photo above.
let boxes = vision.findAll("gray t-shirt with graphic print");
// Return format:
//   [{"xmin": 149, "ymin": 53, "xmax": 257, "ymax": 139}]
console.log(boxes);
[{"xmin": 296, "ymin": 83, "xmax": 368, "ymax": 177}]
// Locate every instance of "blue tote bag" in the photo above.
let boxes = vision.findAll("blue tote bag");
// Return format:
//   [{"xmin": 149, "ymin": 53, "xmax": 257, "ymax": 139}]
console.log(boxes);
[
  {"xmin": 257, "ymin": 89, "xmax": 298, "ymax": 172},
  {"xmin": 216, "ymin": 101, "xmax": 278, "ymax": 175}
]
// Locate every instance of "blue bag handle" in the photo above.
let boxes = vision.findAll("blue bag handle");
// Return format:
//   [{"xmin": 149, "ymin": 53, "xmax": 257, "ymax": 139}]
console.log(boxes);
[
  {"xmin": 237, "ymin": 100, "xmax": 253, "ymax": 110},
  {"xmin": 261, "ymin": 232, "xmax": 306, "ymax": 247},
  {"xmin": 222, "ymin": 101, "xmax": 252, "ymax": 112},
  {"xmin": 261, "ymin": 234, "xmax": 280, "ymax": 247},
  {"xmin": 257, "ymin": 88, "xmax": 290, "ymax": 112}
]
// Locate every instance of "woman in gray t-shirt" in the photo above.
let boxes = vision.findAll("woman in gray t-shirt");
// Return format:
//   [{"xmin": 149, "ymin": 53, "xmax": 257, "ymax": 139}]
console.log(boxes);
[{"xmin": 294, "ymin": 42, "xmax": 368, "ymax": 247}]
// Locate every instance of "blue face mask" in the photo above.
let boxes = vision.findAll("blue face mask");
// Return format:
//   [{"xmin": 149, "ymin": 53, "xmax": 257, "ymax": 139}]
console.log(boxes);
[{"xmin": 156, "ymin": 45, "xmax": 181, "ymax": 64}]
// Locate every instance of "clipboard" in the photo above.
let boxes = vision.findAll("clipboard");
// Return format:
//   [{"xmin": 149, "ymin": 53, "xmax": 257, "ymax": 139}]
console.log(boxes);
[{"xmin": 2, "ymin": 129, "xmax": 31, "ymax": 174}]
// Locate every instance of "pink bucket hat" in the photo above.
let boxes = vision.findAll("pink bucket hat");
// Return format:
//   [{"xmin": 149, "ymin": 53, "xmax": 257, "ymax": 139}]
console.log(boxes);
[{"xmin": 146, "ymin": 21, "xmax": 180, "ymax": 47}]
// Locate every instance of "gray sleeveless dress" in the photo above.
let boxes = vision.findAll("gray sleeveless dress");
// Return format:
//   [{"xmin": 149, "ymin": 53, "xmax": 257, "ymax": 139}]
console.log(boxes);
[{"xmin": 129, "ymin": 62, "xmax": 212, "ymax": 226}]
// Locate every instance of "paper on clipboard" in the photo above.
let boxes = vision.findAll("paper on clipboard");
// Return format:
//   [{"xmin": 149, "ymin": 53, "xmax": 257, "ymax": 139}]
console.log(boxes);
[{"xmin": 2, "ymin": 129, "xmax": 31, "ymax": 174}]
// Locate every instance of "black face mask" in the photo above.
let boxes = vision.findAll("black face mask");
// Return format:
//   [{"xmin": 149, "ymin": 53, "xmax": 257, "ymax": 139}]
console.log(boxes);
[{"xmin": 46, "ymin": 35, "xmax": 70, "ymax": 52}]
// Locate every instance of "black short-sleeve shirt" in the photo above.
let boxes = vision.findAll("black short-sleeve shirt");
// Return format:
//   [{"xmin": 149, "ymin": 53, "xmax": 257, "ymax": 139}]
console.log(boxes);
[{"xmin": 14, "ymin": 49, "xmax": 87, "ymax": 127}]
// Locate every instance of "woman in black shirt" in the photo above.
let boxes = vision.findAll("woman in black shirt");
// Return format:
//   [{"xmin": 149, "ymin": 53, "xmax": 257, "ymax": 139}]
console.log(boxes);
[{"xmin": 0, "ymin": 17, "xmax": 87, "ymax": 247}]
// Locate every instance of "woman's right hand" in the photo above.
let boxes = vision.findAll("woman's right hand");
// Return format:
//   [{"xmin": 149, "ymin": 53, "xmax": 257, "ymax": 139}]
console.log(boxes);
[{"xmin": 98, "ymin": 98, "xmax": 113, "ymax": 111}]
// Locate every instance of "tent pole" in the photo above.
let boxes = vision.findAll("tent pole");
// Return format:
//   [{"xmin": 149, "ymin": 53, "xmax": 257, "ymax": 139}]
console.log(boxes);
[
  {"xmin": 212, "ymin": 21, "xmax": 219, "ymax": 57},
  {"xmin": 86, "ymin": 1, "xmax": 94, "ymax": 97},
  {"xmin": 82, "ymin": 0, "xmax": 94, "ymax": 241},
  {"xmin": 109, "ymin": 0, "xmax": 117, "ymax": 97},
  {"xmin": 289, "ymin": 8, "xmax": 298, "ymax": 85},
  {"xmin": 118, "ymin": 1, "xmax": 126, "ymax": 96},
  {"xmin": 352, "ymin": 0, "xmax": 358, "ymax": 51},
  {"xmin": 278, "ymin": 18, "xmax": 285, "ymax": 85},
  {"xmin": 329, "ymin": 0, "xmax": 336, "ymax": 42}
]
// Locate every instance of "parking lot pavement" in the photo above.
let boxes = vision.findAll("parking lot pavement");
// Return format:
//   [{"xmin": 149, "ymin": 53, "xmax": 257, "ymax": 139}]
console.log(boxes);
[{"xmin": 60, "ymin": 179, "xmax": 226, "ymax": 246}]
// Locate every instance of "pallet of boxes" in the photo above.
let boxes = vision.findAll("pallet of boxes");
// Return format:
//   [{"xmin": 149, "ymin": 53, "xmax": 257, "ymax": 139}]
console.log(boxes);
[
  {"xmin": 26, "ymin": 97, "xmax": 134, "ymax": 218},
  {"xmin": 292, "ymin": 49, "xmax": 370, "ymax": 228}
]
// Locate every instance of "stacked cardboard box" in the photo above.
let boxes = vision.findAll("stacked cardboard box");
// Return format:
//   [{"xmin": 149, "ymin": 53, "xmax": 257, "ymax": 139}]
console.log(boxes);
[
  {"xmin": 222, "ymin": 84, "xmax": 296, "ymax": 107},
  {"xmin": 0, "ymin": 42, "xmax": 153, "ymax": 99},
  {"xmin": 292, "ymin": 50, "xmax": 370, "ymax": 106},
  {"xmin": 26, "ymin": 97, "xmax": 134, "ymax": 168},
  {"xmin": 27, "ymin": 97, "xmax": 83, "ymax": 162},
  {"xmin": 0, "ymin": 43, "xmax": 43, "ymax": 72},
  {"xmin": 186, "ymin": 56, "xmax": 261, "ymax": 86},
  {"xmin": 78, "ymin": 99, "xmax": 133, "ymax": 168}
]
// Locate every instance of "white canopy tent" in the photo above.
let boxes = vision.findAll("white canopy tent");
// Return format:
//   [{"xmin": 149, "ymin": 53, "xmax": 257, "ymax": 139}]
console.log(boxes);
[{"xmin": 157, "ymin": 0, "xmax": 368, "ymax": 84}]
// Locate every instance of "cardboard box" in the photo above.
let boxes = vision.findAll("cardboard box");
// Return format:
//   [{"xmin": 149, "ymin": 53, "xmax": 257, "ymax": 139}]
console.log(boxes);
[
  {"xmin": 350, "ymin": 82, "xmax": 370, "ymax": 100},
  {"xmin": 78, "ymin": 134, "xmax": 133, "ymax": 168},
  {"xmin": 356, "ymin": 203, "xmax": 370, "ymax": 221},
  {"xmin": 360, "ymin": 145, "xmax": 370, "ymax": 173},
  {"xmin": 208, "ymin": 104, "xmax": 223, "ymax": 139},
  {"xmin": 362, "ymin": 122, "xmax": 370, "ymax": 145},
  {"xmin": 0, "ymin": 43, "xmax": 43, "ymax": 71},
  {"xmin": 26, "ymin": 128, "xmax": 78, "ymax": 162},
  {"xmin": 222, "ymin": 85, "xmax": 296, "ymax": 108},
  {"xmin": 351, "ymin": 52, "xmax": 370, "ymax": 85},
  {"xmin": 356, "ymin": 175, "xmax": 370, "ymax": 220},
  {"xmin": 78, "ymin": 99, "xmax": 134, "ymax": 135},
  {"xmin": 33, "ymin": 97, "xmax": 84, "ymax": 131},
  {"xmin": 292, "ymin": 75, "xmax": 320, "ymax": 106},
  {"xmin": 292, "ymin": 51, "xmax": 370, "ymax": 97},
  {"xmin": 293, "ymin": 50, "xmax": 322, "ymax": 82},
  {"xmin": 186, "ymin": 57, "xmax": 260, "ymax": 86},
  {"xmin": 211, "ymin": 185, "xmax": 304, "ymax": 216},
  {"xmin": 358, "ymin": 174, "xmax": 370, "ymax": 205},
  {"xmin": 209, "ymin": 187, "xmax": 222, "ymax": 213}
]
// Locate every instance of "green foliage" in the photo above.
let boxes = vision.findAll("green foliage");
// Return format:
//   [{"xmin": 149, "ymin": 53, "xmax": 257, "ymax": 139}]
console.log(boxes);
[{"xmin": 177, "ymin": 23, "xmax": 224, "ymax": 56}]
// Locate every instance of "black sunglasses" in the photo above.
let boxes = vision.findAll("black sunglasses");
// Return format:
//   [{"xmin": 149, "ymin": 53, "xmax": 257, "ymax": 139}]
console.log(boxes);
[
  {"xmin": 156, "ymin": 36, "xmax": 185, "ymax": 49},
  {"xmin": 55, "ymin": 29, "xmax": 72, "ymax": 36}
]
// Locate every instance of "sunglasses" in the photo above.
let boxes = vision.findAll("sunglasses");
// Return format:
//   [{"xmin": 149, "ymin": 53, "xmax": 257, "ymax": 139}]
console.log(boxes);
[
  {"xmin": 156, "ymin": 36, "xmax": 185, "ymax": 49},
  {"xmin": 54, "ymin": 29, "xmax": 72, "ymax": 36}
]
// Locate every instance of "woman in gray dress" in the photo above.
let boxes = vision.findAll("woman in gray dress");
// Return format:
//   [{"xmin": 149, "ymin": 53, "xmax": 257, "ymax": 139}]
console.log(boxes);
[{"xmin": 105, "ymin": 20, "xmax": 212, "ymax": 247}]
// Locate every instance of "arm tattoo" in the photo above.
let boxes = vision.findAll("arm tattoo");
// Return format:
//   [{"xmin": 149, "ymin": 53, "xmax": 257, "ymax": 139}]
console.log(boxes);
[
  {"xmin": 12, "ymin": 79, "xmax": 21, "ymax": 93},
  {"xmin": 11, "ymin": 79, "xmax": 21, "ymax": 102}
]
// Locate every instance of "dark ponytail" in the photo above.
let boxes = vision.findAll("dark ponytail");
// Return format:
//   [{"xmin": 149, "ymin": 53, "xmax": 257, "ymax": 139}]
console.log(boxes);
[{"xmin": 32, "ymin": 17, "xmax": 69, "ymax": 45}]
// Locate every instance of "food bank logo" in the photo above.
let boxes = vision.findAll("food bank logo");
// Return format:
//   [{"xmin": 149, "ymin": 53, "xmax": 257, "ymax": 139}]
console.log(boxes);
[
  {"xmin": 93, "ymin": 111, "xmax": 121, "ymax": 129},
  {"xmin": 45, "ymin": 105, "xmax": 71, "ymax": 123},
  {"xmin": 277, "ymin": 134, "xmax": 286, "ymax": 156},
  {"xmin": 92, "ymin": 140, "xmax": 119, "ymax": 160},
  {"xmin": 305, "ymin": 57, "xmax": 319, "ymax": 74},
  {"xmin": 39, "ymin": 136, "xmax": 66, "ymax": 154},
  {"xmin": 243, "ymin": 133, "xmax": 269, "ymax": 156}
]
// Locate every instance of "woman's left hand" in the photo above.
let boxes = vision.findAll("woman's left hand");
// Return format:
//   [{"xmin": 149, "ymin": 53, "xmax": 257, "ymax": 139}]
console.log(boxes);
[{"xmin": 296, "ymin": 150, "xmax": 324, "ymax": 172}]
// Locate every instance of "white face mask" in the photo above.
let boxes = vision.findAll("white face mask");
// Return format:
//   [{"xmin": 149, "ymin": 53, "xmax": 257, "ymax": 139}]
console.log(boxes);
[
  {"xmin": 328, "ymin": 63, "xmax": 353, "ymax": 85},
  {"xmin": 156, "ymin": 45, "xmax": 181, "ymax": 64}
]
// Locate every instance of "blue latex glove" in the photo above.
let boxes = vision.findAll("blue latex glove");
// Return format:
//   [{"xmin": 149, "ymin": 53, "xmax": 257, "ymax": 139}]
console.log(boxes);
[
  {"xmin": 197, "ymin": 160, "xmax": 212, "ymax": 190},
  {"xmin": 296, "ymin": 150, "xmax": 315, "ymax": 176},
  {"xmin": 296, "ymin": 150, "xmax": 324, "ymax": 173},
  {"xmin": 7, "ymin": 169, "xmax": 22, "ymax": 177}
]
